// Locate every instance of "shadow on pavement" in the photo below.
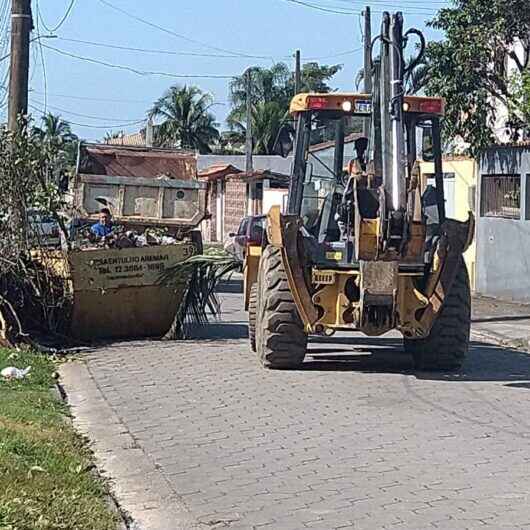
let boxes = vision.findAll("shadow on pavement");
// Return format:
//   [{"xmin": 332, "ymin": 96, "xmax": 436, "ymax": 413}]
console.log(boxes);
[
  {"xmin": 504, "ymin": 382, "xmax": 530, "ymax": 389},
  {"xmin": 216, "ymin": 278, "xmax": 243, "ymax": 295},
  {"xmin": 186, "ymin": 322, "xmax": 248, "ymax": 341},
  {"xmin": 300, "ymin": 336, "xmax": 530, "ymax": 384},
  {"xmin": 472, "ymin": 315, "xmax": 530, "ymax": 323}
]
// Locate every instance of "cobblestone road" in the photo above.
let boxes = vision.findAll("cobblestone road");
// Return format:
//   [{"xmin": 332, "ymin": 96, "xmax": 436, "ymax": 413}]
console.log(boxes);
[{"xmin": 62, "ymin": 280, "xmax": 530, "ymax": 530}]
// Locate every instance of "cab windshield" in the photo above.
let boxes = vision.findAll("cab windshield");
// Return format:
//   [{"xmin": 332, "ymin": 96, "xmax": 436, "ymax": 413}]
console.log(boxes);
[{"xmin": 300, "ymin": 113, "xmax": 365, "ymax": 234}]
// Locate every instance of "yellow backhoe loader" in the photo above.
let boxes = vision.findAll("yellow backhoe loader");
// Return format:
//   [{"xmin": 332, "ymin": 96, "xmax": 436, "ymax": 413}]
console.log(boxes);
[{"xmin": 244, "ymin": 12, "xmax": 474, "ymax": 371}]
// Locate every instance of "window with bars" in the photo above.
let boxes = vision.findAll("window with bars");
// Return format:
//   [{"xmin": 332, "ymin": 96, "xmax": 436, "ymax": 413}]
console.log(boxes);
[{"xmin": 480, "ymin": 174, "xmax": 521, "ymax": 219}]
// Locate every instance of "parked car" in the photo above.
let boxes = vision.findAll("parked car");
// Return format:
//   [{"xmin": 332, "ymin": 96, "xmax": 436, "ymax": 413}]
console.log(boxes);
[
  {"xmin": 224, "ymin": 215, "xmax": 266, "ymax": 262},
  {"xmin": 28, "ymin": 210, "xmax": 61, "ymax": 247}
]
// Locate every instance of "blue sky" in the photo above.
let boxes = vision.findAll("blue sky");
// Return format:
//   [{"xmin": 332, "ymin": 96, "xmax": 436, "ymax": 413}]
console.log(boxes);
[{"xmin": 5, "ymin": 0, "xmax": 449, "ymax": 141}]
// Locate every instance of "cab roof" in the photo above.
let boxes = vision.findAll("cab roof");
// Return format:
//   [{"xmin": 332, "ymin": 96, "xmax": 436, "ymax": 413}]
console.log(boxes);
[{"xmin": 289, "ymin": 92, "xmax": 445, "ymax": 116}]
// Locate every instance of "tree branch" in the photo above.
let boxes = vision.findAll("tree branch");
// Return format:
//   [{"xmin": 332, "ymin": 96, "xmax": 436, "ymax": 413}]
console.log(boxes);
[{"xmin": 508, "ymin": 49, "xmax": 526, "ymax": 73}]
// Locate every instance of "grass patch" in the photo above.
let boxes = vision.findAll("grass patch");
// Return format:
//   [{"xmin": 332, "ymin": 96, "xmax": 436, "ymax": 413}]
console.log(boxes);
[{"xmin": 0, "ymin": 348, "xmax": 118, "ymax": 530}]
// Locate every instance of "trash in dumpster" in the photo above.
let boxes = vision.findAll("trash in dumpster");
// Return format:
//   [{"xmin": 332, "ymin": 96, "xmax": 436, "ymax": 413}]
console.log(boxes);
[{"xmin": 72, "ymin": 225, "xmax": 179, "ymax": 250}]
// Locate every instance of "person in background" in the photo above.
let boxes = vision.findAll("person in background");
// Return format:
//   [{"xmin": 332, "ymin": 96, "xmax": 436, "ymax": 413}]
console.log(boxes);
[{"xmin": 90, "ymin": 208, "xmax": 114, "ymax": 238}]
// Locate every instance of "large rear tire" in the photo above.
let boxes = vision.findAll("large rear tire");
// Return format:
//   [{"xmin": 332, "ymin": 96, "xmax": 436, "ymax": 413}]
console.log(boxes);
[
  {"xmin": 256, "ymin": 246, "xmax": 307, "ymax": 369},
  {"xmin": 248, "ymin": 283, "xmax": 258, "ymax": 352},
  {"xmin": 404, "ymin": 261, "xmax": 471, "ymax": 372}
]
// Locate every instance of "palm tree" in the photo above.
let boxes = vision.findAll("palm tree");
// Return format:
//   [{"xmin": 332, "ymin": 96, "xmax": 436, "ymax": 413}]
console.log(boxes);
[
  {"xmin": 34, "ymin": 113, "xmax": 77, "ymax": 145},
  {"xmin": 228, "ymin": 62, "xmax": 341, "ymax": 128},
  {"xmin": 149, "ymin": 85, "xmax": 220, "ymax": 153},
  {"xmin": 251, "ymin": 102, "xmax": 286, "ymax": 155},
  {"xmin": 223, "ymin": 102, "xmax": 286, "ymax": 156},
  {"xmin": 104, "ymin": 130, "xmax": 124, "ymax": 144},
  {"xmin": 228, "ymin": 63, "xmax": 291, "ymax": 125},
  {"xmin": 33, "ymin": 113, "xmax": 79, "ymax": 175}
]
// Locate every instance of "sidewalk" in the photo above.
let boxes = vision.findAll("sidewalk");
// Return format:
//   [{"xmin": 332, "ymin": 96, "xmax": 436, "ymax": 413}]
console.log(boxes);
[{"xmin": 472, "ymin": 294, "xmax": 530, "ymax": 350}]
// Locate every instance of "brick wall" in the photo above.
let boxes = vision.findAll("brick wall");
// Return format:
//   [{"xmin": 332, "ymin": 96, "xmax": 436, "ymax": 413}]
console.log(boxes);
[
  {"xmin": 199, "ymin": 181, "xmax": 217, "ymax": 243},
  {"xmin": 224, "ymin": 179, "xmax": 247, "ymax": 238}
]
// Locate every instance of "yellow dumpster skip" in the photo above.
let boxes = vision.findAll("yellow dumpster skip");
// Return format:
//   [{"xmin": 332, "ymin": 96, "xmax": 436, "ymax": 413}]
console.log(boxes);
[
  {"xmin": 54, "ymin": 143, "xmax": 208, "ymax": 341},
  {"xmin": 67, "ymin": 243, "xmax": 194, "ymax": 341}
]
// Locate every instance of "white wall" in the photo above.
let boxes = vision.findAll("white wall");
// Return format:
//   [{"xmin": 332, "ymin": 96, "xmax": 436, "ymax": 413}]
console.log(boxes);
[{"xmin": 263, "ymin": 188, "xmax": 288, "ymax": 215}]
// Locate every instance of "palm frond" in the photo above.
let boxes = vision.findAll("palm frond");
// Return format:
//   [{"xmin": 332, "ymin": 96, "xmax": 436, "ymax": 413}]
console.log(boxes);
[{"xmin": 159, "ymin": 249, "xmax": 240, "ymax": 340}]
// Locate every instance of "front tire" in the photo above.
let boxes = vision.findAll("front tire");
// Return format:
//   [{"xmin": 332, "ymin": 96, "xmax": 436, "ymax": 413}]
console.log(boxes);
[
  {"xmin": 256, "ymin": 246, "xmax": 307, "ymax": 369},
  {"xmin": 405, "ymin": 261, "xmax": 471, "ymax": 372}
]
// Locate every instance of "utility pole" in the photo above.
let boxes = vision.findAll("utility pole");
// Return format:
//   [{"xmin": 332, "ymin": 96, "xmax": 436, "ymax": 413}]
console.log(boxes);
[
  {"xmin": 245, "ymin": 69, "xmax": 253, "ymax": 174},
  {"xmin": 362, "ymin": 6, "xmax": 372, "ymax": 137},
  {"xmin": 245, "ymin": 69, "xmax": 254, "ymax": 214},
  {"xmin": 295, "ymin": 50, "xmax": 301, "ymax": 94},
  {"xmin": 8, "ymin": 0, "xmax": 32, "ymax": 131},
  {"xmin": 146, "ymin": 117, "xmax": 154, "ymax": 147}
]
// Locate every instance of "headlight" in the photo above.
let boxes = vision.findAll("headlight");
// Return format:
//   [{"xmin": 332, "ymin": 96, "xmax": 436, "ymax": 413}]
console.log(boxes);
[{"xmin": 342, "ymin": 100, "xmax": 352, "ymax": 112}]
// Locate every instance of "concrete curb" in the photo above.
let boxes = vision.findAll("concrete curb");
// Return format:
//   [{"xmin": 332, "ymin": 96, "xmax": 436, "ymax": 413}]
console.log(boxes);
[
  {"xmin": 471, "ymin": 328, "xmax": 529, "ymax": 352},
  {"xmin": 54, "ymin": 379, "xmax": 130, "ymax": 530},
  {"xmin": 59, "ymin": 361, "xmax": 198, "ymax": 530}
]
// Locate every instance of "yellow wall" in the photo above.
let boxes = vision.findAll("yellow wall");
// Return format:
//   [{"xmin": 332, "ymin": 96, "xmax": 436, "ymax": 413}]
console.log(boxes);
[{"xmin": 420, "ymin": 158, "xmax": 477, "ymax": 289}]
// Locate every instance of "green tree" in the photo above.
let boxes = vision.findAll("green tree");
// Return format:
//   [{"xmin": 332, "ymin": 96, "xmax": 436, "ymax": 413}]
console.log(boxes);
[
  {"xmin": 510, "ymin": 70, "xmax": 530, "ymax": 129},
  {"xmin": 227, "ymin": 61, "xmax": 341, "ymax": 154},
  {"xmin": 34, "ymin": 113, "xmax": 77, "ymax": 144},
  {"xmin": 149, "ymin": 85, "xmax": 220, "ymax": 153},
  {"xmin": 425, "ymin": 0, "xmax": 530, "ymax": 154},
  {"xmin": 251, "ymin": 101, "xmax": 286, "ymax": 155},
  {"xmin": 33, "ymin": 113, "xmax": 79, "ymax": 179},
  {"xmin": 103, "ymin": 130, "xmax": 124, "ymax": 143}
]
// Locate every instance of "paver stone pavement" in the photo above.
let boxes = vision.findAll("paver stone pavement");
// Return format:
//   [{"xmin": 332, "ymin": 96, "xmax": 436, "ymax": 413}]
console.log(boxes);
[{"xmin": 60, "ymin": 280, "xmax": 530, "ymax": 530}]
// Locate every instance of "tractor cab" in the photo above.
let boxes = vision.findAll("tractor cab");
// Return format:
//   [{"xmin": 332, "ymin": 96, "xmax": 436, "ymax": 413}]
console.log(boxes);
[{"xmin": 278, "ymin": 92, "xmax": 446, "ymax": 271}]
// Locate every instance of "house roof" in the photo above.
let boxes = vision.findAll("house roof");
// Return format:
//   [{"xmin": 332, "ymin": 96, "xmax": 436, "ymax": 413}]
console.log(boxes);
[
  {"xmin": 198, "ymin": 164, "xmax": 242, "ymax": 181},
  {"xmin": 310, "ymin": 132, "xmax": 363, "ymax": 153},
  {"xmin": 230, "ymin": 170, "xmax": 289, "ymax": 185},
  {"xmin": 198, "ymin": 163, "xmax": 289, "ymax": 185},
  {"xmin": 197, "ymin": 154, "xmax": 293, "ymax": 174},
  {"xmin": 105, "ymin": 131, "xmax": 146, "ymax": 147},
  {"xmin": 79, "ymin": 143, "xmax": 197, "ymax": 180}
]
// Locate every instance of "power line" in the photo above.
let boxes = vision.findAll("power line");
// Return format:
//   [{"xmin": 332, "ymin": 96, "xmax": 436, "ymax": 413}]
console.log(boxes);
[
  {"xmin": 281, "ymin": 0, "xmax": 441, "ymax": 16},
  {"xmin": 55, "ymin": 36, "xmax": 363, "ymax": 63},
  {"xmin": 37, "ymin": 0, "xmax": 76, "ymax": 33},
  {"xmin": 30, "ymin": 89, "xmax": 152, "ymax": 104},
  {"xmin": 30, "ymin": 89, "xmax": 230, "ymax": 107},
  {"xmin": 31, "ymin": 99, "xmax": 145, "ymax": 122},
  {"xmin": 29, "ymin": 103, "xmax": 146, "ymax": 129},
  {"xmin": 96, "ymin": 0, "xmax": 364, "ymax": 62},
  {"xmin": 56, "ymin": 37, "xmax": 282, "ymax": 61},
  {"xmin": 97, "ymin": 0, "xmax": 266, "ymax": 60},
  {"xmin": 331, "ymin": 0, "xmax": 441, "ymax": 12},
  {"xmin": 282, "ymin": 0, "xmax": 359, "ymax": 15},
  {"xmin": 306, "ymin": 46, "xmax": 362, "ymax": 60},
  {"xmin": 35, "ymin": 0, "xmax": 48, "ymax": 113},
  {"xmin": 41, "ymin": 44, "xmax": 237, "ymax": 79}
]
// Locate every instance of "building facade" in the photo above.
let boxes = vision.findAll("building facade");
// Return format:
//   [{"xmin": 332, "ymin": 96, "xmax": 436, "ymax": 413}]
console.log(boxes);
[
  {"xmin": 476, "ymin": 144, "xmax": 530, "ymax": 302},
  {"xmin": 197, "ymin": 156, "xmax": 291, "ymax": 243},
  {"xmin": 420, "ymin": 157, "xmax": 477, "ymax": 289}
]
